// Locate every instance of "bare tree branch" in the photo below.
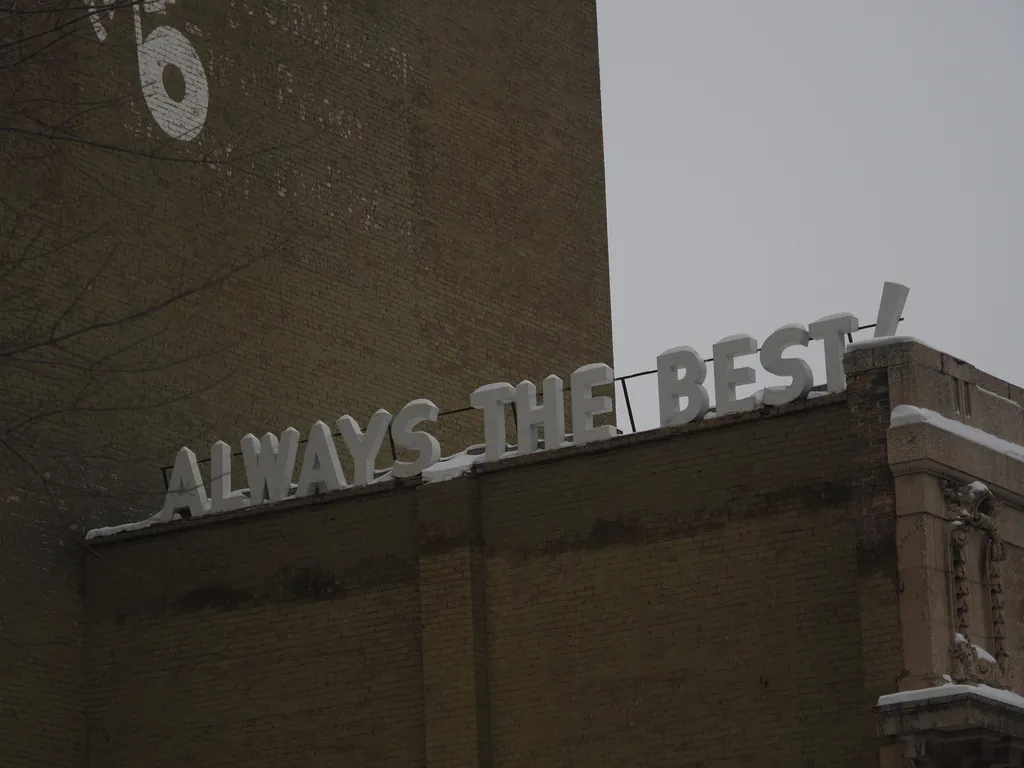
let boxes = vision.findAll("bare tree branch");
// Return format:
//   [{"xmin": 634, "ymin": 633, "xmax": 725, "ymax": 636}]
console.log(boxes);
[
  {"xmin": 0, "ymin": 255, "xmax": 262, "ymax": 359},
  {"xmin": 0, "ymin": 0, "xmax": 323, "ymax": 657}
]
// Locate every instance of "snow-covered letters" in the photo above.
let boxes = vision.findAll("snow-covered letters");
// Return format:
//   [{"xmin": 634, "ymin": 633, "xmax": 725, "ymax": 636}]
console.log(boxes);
[{"xmin": 160, "ymin": 282, "xmax": 909, "ymax": 518}]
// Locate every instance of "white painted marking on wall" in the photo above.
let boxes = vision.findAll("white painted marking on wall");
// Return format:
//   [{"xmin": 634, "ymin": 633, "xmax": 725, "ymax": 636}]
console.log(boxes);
[
  {"xmin": 87, "ymin": 0, "xmax": 115, "ymax": 41},
  {"xmin": 86, "ymin": 0, "xmax": 209, "ymax": 142}
]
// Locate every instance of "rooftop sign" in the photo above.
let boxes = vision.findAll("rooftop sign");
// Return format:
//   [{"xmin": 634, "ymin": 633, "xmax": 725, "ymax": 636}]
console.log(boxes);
[{"xmin": 159, "ymin": 282, "xmax": 910, "ymax": 520}]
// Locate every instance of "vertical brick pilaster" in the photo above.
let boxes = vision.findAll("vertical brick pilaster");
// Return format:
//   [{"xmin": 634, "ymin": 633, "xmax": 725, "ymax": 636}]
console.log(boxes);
[
  {"xmin": 845, "ymin": 347, "xmax": 906, "ymax": 768},
  {"xmin": 416, "ymin": 476, "xmax": 490, "ymax": 768}
]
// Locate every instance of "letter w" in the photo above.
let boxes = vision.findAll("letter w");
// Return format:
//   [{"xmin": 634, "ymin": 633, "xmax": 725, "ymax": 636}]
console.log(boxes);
[{"xmin": 240, "ymin": 427, "xmax": 300, "ymax": 504}]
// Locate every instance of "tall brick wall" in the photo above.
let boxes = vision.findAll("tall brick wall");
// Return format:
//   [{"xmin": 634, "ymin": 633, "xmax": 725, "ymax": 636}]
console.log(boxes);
[
  {"xmin": 1, "ymin": 2, "xmax": 611, "ymax": 764},
  {"xmin": 844, "ymin": 357, "xmax": 904, "ymax": 765},
  {"xmin": 84, "ymin": 394, "xmax": 905, "ymax": 768},
  {"xmin": 1, "ymin": 0, "xmax": 612, "ymax": 518},
  {"xmin": 0, "ymin": 488, "xmax": 85, "ymax": 768}
]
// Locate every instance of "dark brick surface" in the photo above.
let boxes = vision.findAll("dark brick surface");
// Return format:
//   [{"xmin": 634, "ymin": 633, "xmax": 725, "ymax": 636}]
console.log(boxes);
[
  {"xmin": 81, "ymin": 393, "xmax": 904, "ymax": 768},
  {"xmin": 0, "ymin": 1, "xmax": 610, "ymax": 766}
]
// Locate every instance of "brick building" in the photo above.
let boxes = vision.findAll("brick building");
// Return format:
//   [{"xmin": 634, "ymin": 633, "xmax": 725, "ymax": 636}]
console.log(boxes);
[
  {"xmin": 4, "ymin": 0, "xmax": 1023, "ymax": 765},
  {"xmin": 1, "ymin": 1, "xmax": 610, "ymax": 764},
  {"xmin": 74, "ymin": 338, "xmax": 1024, "ymax": 767},
  {"xmin": 1, "ymin": 0, "xmax": 612, "ymax": 513}
]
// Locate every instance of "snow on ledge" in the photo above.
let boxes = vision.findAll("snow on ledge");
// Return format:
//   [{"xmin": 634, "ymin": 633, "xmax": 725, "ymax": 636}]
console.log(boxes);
[
  {"xmin": 422, "ymin": 445, "xmax": 488, "ymax": 483},
  {"xmin": 846, "ymin": 335, "xmax": 928, "ymax": 351},
  {"xmin": 85, "ymin": 516, "xmax": 162, "ymax": 540},
  {"xmin": 85, "ymin": 440, "xmax": 569, "ymax": 540},
  {"xmin": 890, "ymin": 404, "xmax": 1024, "ymax": 463},
  {"xmin": 878, "ymin": 682, "xmax": 1024, "ymax": 712},
  {"xmin": 845, "ymin": 335, "xmax": 964, "ymax": 364},
  {"xmin": 85, "ymin": 390, "xmax": 853, "ymax": 543},
  {"xmin": 978, "ymin": 386, "xmax": 1023, "ymax": 411}
]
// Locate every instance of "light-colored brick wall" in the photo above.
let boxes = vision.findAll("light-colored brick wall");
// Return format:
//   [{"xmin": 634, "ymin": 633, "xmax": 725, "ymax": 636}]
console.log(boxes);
[{"xmin": 84, "ymin": 386, "xmax": 906, "ymax": 768}]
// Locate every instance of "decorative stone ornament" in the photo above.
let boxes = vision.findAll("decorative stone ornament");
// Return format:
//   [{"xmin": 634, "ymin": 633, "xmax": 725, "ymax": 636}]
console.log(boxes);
[{"xmin": 940, "ymin": 479, "xmax": 1010, "ymax": 688}]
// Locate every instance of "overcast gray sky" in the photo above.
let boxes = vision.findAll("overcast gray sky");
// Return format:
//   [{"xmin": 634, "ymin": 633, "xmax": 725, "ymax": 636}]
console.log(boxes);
[{"xmin": 596, "ymin": 2, "xmax": 1024, "ymax": 432}]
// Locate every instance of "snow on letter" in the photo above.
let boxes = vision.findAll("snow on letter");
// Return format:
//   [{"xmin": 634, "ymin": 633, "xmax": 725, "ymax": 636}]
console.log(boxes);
[
  {"xmin": 210, "ymin": 439, "xmax": 249, "ymax": 513},
  {"xmin": 295, "ymin": 420, "xmax": 347, "ymax": 498},
  {"xmin": 759, "ymin": 324, "xmax": 813, "ymax": 407},
  {"xmin": 241, "ymin": 427, "xmax": 300, "ymax": 505},
  {"xmin": 160, "ymin": 446, "xmax": 210, "ymax": 520},
  {"xmin": 570, "ymin": 363, "xmax": 616, "ymax": 446},
  {"xmin": 874, "ymin": 282, "xmax": 910, "ymax": 339},
  {"xmin": 338, "ymin": 410, "xmax": 392, "ymax": 487},
  {"xmin": 713, "ymin": 334, "xmax": 759, "ymax": 416},
  {"xmin": 657, "ymin": 346, "xmax": 710, "ymax": 427},
  {"xmin": 809, "ymin": 313, "xmax": 859, "ymax": 394},
  {"xmin": 391, "ymin": 399, "xmax": 441, "ymax": 478},
  {"xmin": 471, "ymin": 382, "xmax": 516, "ymax": 461},
  {"xmin": 515, "ymin": 375, "xmax": 566, "ymax": 456}
]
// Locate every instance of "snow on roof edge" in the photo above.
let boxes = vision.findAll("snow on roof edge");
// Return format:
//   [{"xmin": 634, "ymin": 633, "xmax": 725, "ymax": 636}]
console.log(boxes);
[
  {"xmin": 846, "ymin": 335, "xmax": 930, "ymax": 352},
  {"xmin": 85, "ymin": 440, "xmax": 558, "ymax": 541},
  {"xmin": 84, "ymin": 390, "xmax": 848, "ymax": 543},
  {"xmin": 878, "ymin": 682, "xmax": 1024, "ymax": 712},
  {"xmin": 890, "ymin": 404, "xmax": 1024, "ymax": 464},
  {"xmin": 85, "ymin": 516, "xmax": 162, "ymax": 541}
]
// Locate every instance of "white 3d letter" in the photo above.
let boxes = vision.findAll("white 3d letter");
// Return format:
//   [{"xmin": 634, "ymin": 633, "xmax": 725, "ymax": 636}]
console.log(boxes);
[
  {"xmin": 571, "ymin": 363, "xmax": 616, "ymax": 446},
  {"xmin": 759, "ymin": 324, "xmax": 813, "ymax": 407},
  {"xmin": 809, "ymin": 313, "xmax": 859, "ymax": 393},
  {"xmin": 516, "ymin": 375, "xmax": 566, "ymax": 456},
  {"xmin": 241, "ymin": 427, "xmax": 300, "ymax": 504},
  {"xmin": 391, "ymin": 399, "xmax": 441, "ymax": 479},
  {"xmin": 657, "ymin": 346, "xmax": 710, "ymax": 427},
  {"xmin": 471, "ymin": 382, "xmax": 516, "ymax": 461},
  {"xmin": 210, "ymin": 440, "xmax": 249, "ymax": 513},
  {"xmin": 713, "ymin": 334, "xmax": 759, "ymax": 416},
  {"xmin": 160, "ymin": 446, "xmax": 210, "ymax": 520},
  {"xmin": 295, "ymin": 420, "xmax": 347, "ymax": 498},
  {"xmin": 338, "ymin": 409, "xmax": 392, "ymax": 487},
  {"xmin": 874, "ymin": 282, "xmax": 910, "ymax": 338}
]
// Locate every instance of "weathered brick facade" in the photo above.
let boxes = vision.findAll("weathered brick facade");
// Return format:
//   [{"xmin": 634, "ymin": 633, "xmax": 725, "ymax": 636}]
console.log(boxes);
[
  {"xmin": 5, "ymin": 0, "xmax": 1024, "ymax": 762},
  {"xmin": 84, "ymin": 394, "xmax": 881, "ymax": 768},
  {"xmin": 1, "ymin": 1, "xmax": 610, "ymax": 765},
  {"xmin": 75, "ymin": 340, "xmax": 1024, "ymax": 767},
  {"xmin": 1, "ymin": 0, "xmax": 612, "ymax": 516}
]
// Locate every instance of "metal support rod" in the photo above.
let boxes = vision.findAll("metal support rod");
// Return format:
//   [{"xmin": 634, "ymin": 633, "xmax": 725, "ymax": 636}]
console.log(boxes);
[
  {"xmin": 620, "ymin": 378, "xmax": 637, "ymax": 434},
  {"xmin": 387, "ymin": 423, "xmax": 397, "ymax": 462}
]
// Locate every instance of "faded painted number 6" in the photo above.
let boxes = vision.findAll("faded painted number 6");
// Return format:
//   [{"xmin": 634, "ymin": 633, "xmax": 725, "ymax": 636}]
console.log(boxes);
[{"xmin": 88, "ymin": 0, "xmax": 210, "ymax": 142}]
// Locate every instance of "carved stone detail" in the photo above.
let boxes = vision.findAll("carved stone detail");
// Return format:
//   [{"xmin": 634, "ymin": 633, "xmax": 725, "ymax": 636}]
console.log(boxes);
[{"xmin": 940, "ymin": 479, "xmax": 1010, "ymax": 688}]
